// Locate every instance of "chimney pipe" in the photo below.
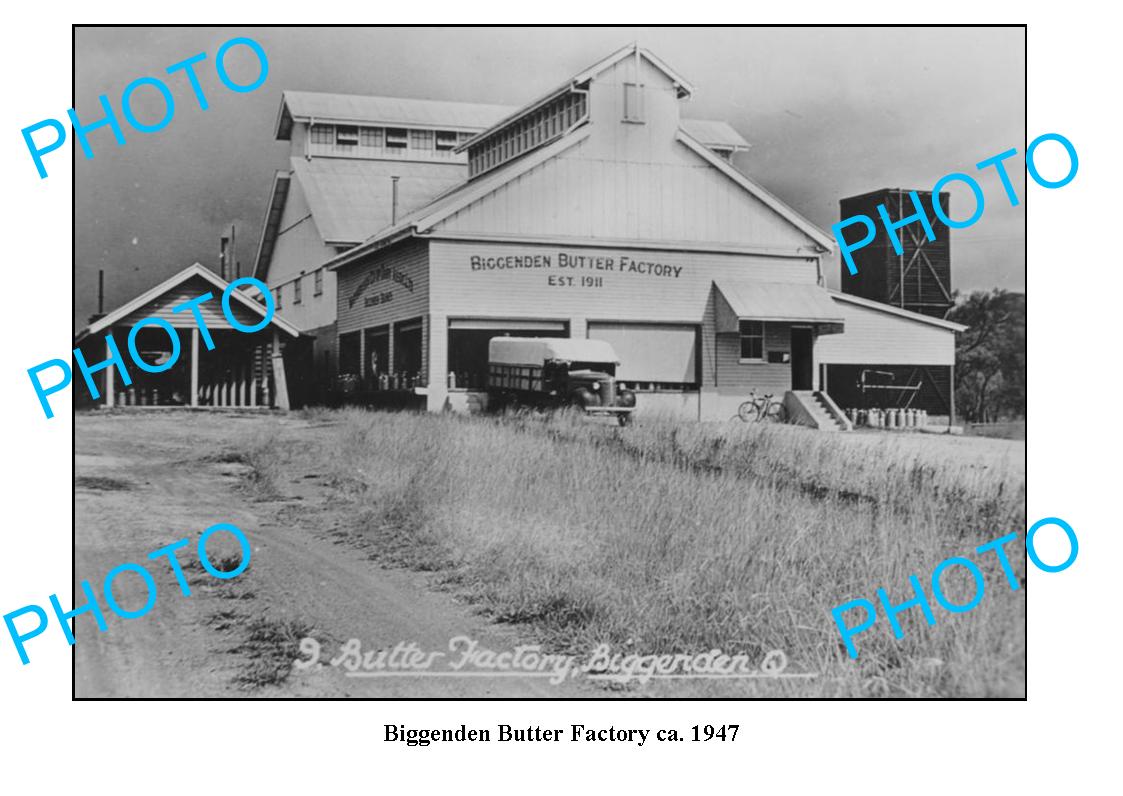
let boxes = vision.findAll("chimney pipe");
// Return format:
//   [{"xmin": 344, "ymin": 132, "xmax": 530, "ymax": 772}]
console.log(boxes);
[
  {"xmin": 391, "ymin": 176, "xmax": 400, "ymax": 226},
  {"xmin": 232, "ymin": 223, "xmax": 239, "ymax": 280},
  {"xmin": 97, "ymin": 269, "xmax": 104, "ymax": 315}
]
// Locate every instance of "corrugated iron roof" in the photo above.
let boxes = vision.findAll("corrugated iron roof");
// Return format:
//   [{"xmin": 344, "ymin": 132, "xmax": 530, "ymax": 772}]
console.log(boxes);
[
  {"xmin": 291, "ymin": 157, "xmax": 469, "ymax": 244},
  {"xmin": 328, "ymin": 129, "xmax": 593, "ymax": 269},
  {"xmin": 680, "ymin": 119, "xmax": 750, "ymax": 150},
  {"xmin": 278, "ymin": 91, "xmax": 514, "ymax": 137},
  {"xmin": 75, "ymin": 263, "xmax": 301, "ymax": 343},
  {"xmin": 714, "ymin": 279, "xmax": 846, "ymax": 325},
  {"xmin": 828, "ymin": 290, "xmax": 967, "ymax": 332}
]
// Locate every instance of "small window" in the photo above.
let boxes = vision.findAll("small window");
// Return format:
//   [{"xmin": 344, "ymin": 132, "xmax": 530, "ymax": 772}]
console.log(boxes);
[
  {"xmin": 436, "ymin": 130, "xmax": 458, "ymax": 151},
  {"xmin": 739, "ymin": 320, "xmax": 764, "ymax": 360},
  {"xmin": 314, "ymin": 268, "xmax": 324, "ymax": 296},
  {"xmin": 274, "ymin": 286, "xmax": 282, "ymax": 310},
  {"xmin": 293, "ymin": 275, "xmax": 303, "ymax": 304},
  {"xmin": 386, "ymin": 128, "xmax": 408, "ymax": 148},
  {"xmin": 410, "ymin": 129, "xmax": 434, "ymax": 150},
  {"xmin": 360, "ymin": 127, "xmax": 383, "ymax": 148},
  {"xmin": 458, "ymin": 131, "xmax": 474, "ymax": 144},
  {"xmin": 310, "ymin": 124, "xmax": 333, "ymax": 145},
  {"xmin": 623, "ymin": 83, "xmax": 645, "ymax": 123},
  {"xmin": 336, "ymin": 125, "xmax": 359, "ymax": 146}
]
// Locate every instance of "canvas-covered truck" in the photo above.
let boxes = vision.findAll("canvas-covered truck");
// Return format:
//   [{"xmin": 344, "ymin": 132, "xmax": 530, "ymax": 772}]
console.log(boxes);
[{"xmin": 487, "ymin": 337, "xmax": 637, "ymax": 425}]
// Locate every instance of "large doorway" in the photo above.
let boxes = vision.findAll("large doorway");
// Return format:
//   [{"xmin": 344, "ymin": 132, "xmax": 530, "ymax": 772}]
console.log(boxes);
[
  {"xmin": 447, "ymin": 319, "xmax": 568, "ymax": 390},
  {"xmin": 791, "ymin": 327, "xmax": 813, "ymax": 390},
  {"xmin": 393, "ymin": 319, "xmax": 424, "ymax": 384},
  {"xmin": 364, "ymin": 325, "xmax": 390, "ymax": 387},
  {"xmin": 587, "ymin": 322, "xmax": 700, "ymax": 390}
]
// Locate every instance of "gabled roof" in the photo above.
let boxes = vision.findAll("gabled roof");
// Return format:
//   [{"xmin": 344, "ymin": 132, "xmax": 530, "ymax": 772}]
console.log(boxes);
[
  {"xmin": 292, "ymin": 157, "xmax": 468, "ymax": 245},
  {"xmin": 680, "ymin": 119, "xmax": 750, "ymax": 151},
  {"xmin": 327, "ymin": 127, "xmax": 593, "ymax": 271},
  {"xmin": 76, "ymin": 263, "xmax": 300, "ymax": 343},
  {"xmin": 455, "ymin": 43, "xmax": 694, "ymax": 154},
  {"xmin": 275, "ymin": 91, "xmax": 514, "ymax": 139},
  {"xmin": 828, "ymin": 290, "xmax": 968, "ymax": 332},
  {"xmin": 327, "ymin": 114, "xmax": 832, "ymax": 270},
  {"xmin": 253, "ymin": 158, "xmax": 471, "ymax": 280},
  {"xmin": 675, "ymin": 129, "xmax": 835, "ymax": 252},
  {"xmin": 319, "ymin": 46, "xmax": 827, "ymax": 269}
]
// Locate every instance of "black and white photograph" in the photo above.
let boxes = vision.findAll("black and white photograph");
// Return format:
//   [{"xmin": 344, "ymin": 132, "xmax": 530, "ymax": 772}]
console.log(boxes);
[
  {"xmin": 18, "ymin": 6, "xmax": 1123, "ymax": 790},
  {"xmin": 65, "ymin": 25, "xmax": 1030, "ymax": 700}
]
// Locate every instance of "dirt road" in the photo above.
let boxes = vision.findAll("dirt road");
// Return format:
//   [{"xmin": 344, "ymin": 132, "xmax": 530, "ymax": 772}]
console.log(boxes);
[{"xmin": 74, "ymin": 411, "xmax": 602, "ymax": 698}]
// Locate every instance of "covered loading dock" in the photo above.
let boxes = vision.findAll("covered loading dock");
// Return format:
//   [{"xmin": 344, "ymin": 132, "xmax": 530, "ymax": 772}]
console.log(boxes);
[
  {"xmin": 74, "ymin": 263, "xmax": 301, "ymax": 410},
  {"xmin": 816, "ymin": 291, "xmax": 965, "ymax": 420}
]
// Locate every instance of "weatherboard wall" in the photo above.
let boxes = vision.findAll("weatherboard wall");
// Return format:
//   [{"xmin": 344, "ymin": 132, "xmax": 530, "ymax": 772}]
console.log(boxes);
[
  {"xmin": 336, "ymin": 238, "xmax": 431, "ymax": 336},
  {"xmin": 816, "ymin": 297, "xmax": 956, "ymax": 366},
  {"xmin": 265, "ymin": 173, "xmax": 339, "ymax": 332},
  {"xmin": 427, "ymin": 240, "xmax": 819, "ymax": 324},
  {"xmin": 423, "ymin": 238, "xmax": 822, "ymax": 411}
]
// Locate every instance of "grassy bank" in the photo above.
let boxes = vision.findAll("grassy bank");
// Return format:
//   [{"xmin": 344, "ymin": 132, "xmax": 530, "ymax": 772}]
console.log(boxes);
[{"xmin": 246, "ymin": 409, "xmax": 1026, "ymax": 697}]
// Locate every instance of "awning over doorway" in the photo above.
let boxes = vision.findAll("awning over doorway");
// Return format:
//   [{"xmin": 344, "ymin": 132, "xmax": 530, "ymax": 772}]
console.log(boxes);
[{"xmin": 713, "ymin": 279, "xmax": 845, "ymax": 334}]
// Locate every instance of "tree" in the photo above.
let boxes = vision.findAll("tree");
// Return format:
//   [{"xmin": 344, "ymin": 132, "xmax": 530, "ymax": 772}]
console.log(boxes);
[{"xmin": 947, "ymin": 289, "xmax": 1026, "ymax": 422}]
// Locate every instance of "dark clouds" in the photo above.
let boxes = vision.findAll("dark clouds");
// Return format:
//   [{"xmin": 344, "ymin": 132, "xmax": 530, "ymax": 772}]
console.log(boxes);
[{"xmin": 74, "ymin": 26, "xmax": 1024, "ymax": 328}]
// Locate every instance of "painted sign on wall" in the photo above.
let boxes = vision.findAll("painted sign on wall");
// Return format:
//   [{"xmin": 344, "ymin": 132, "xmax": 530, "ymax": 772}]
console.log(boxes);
[
  {"xmin": 349, "ymin": 265, "xmax": 415, "ymax": 308},
  {"xmin": 469, "ymin": 251, "xmax": 683, "ymax": 289}
]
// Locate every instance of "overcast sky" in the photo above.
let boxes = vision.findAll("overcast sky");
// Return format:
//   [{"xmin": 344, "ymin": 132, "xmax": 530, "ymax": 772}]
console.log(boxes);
[{"xmin": 74, "ymin": 26, "xmax": 1025, "ymax": 328}]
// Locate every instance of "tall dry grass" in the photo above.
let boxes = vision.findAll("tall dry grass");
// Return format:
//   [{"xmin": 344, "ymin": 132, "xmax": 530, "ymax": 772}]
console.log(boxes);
[{"xmin": 247, "ymin": 408, "xmax": 1026, "ymax": 697}]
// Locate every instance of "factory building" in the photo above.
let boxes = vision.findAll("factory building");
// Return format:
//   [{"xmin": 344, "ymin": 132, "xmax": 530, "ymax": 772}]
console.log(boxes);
[
  {"xmin": 309, "ymin": 44, "xmax": 963, "ymax": 424},
  {"xmin": 251, "ymin": 91, "xmax": 515, "ymax": 403},
  {"xmin": 243, "ymin": 43, "xmax": 964, "ymax": 424}
]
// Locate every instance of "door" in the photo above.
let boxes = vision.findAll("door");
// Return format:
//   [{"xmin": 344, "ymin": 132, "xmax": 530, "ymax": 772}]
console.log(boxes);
[
  {"xmin": 587, "ymin": 322, "xmax": 700, "ymax": 387},
  {"xmin": 791, "ymin": 327, "xmax": 813, "ymax": 390}
]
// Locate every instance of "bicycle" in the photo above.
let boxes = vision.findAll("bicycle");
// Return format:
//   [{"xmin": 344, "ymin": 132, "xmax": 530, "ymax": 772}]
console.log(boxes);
[
  {"xmin": 760, "ymin": 395, "xmax": 788, "ymax": 423},
  {"xmin": 737, "ymin": 391, "xmax": 767, "ymax": 422},
  {"xmin": 737, "ymin": 392, "xmax": 788, "ymax": 423},
  {"xmin": 736, "ymin": 390, "xmax": 790, "ymax": 422}
]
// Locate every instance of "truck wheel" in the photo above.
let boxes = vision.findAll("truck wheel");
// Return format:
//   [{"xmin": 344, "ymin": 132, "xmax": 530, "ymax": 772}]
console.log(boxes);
[{"xmin": 617, "ymin": 414, "xmax": 631, "ymax": 427}]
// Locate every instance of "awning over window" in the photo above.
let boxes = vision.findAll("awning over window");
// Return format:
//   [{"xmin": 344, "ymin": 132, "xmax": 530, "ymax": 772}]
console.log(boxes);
[{"xmin": 713, "ymin": 279, "xmax": 845, "ymax": 334}]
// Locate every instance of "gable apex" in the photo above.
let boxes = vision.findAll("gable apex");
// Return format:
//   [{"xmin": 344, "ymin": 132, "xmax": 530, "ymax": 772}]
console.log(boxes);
[{"xmin": 455, "ymin": 43, "xmax": 692, "ymax": 156}]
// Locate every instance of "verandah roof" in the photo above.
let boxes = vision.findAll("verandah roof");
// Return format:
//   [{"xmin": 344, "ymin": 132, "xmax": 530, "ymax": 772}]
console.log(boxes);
[{"xmin": 713, "ymin": 279, "xmax": 846, "ymax": 332}]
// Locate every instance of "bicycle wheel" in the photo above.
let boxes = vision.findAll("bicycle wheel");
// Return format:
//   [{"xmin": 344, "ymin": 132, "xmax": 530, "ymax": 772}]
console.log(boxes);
[
  {"xmin": 737, "ymin": 401, "xmax": 759, "ymax": 422},
  {"xmin": 765, "ymin": 402, "xmax": 788, "ymax": 423}
]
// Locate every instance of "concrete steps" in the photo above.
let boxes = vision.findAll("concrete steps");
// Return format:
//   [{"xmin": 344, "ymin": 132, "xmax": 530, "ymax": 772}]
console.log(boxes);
[{"xmin": 785, "ymin": 390, "xmax": 853, "ymax": 432}]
